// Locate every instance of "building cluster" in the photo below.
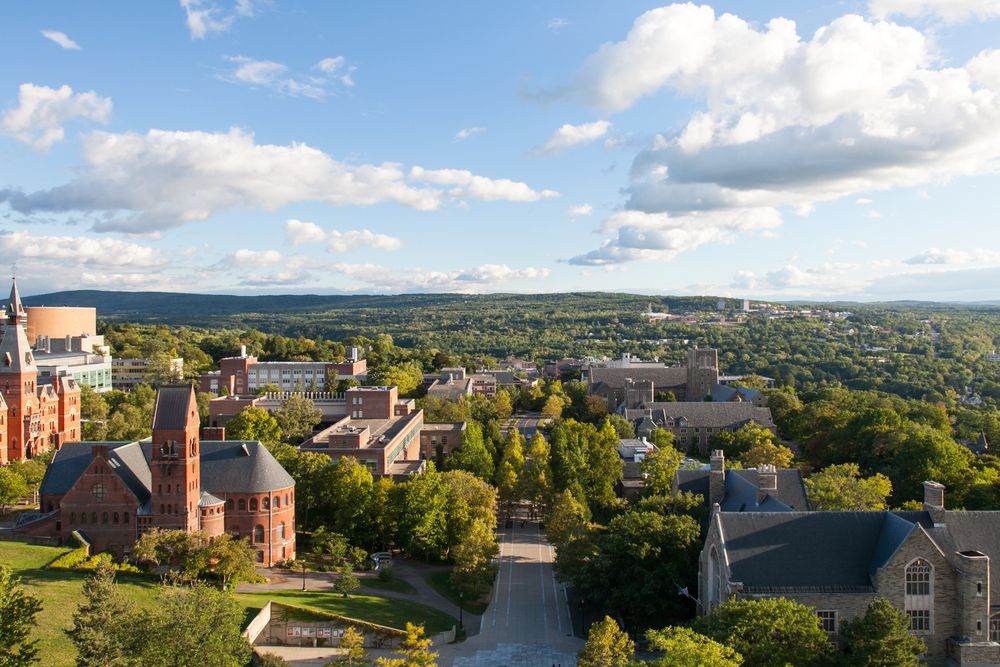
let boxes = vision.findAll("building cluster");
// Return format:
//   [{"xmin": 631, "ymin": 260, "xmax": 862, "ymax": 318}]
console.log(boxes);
[{"xmin": 196, "ymin": 346, "xmax": 367, "ymax": 396}]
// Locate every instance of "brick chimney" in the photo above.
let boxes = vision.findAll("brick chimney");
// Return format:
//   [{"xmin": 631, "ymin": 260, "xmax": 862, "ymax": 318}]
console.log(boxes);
[
  {"xmin": 923, "ymin": 480, "xmax": 946, "ymax": 525},
  {"xmin": 91, "ymin": 443, "xmax": 109, "ymax": 462},
  {"xmin": 710, "ymin": 450, "xmax": 725, "ymax": 507},
  {"xmin": 756, "ymin": 464, "xmax": 777, "ymax": 505}
]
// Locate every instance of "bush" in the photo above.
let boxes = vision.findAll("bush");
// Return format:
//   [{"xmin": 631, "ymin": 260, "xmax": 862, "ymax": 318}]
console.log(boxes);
[{"xmin": 378, "ymin": 565, "xmax": 396, "ymax": 583}]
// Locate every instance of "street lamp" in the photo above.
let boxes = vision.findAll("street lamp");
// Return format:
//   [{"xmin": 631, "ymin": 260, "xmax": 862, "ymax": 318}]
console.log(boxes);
[
  {"xmin": 301, "ymin": 560, "xmax": 307, "ymax": 592},
  {"xmin": 459, "ymin": 591, "xmax": 464, "ymax": 630}
]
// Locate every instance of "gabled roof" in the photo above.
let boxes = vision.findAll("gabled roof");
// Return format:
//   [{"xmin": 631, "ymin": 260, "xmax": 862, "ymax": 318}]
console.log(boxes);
[
  {"xmin": 151, "ymin": 385, "xmax": 195, "ymax": 431},
  {"xmin": 708, "ymin": 384, "xmax": 761, "ymax": 403},
  {"xmin": 674, "ymin": 467, "xmax": 808, "ymax": 512},
  {"xmin": 626, "ymin": 402, "xmax": 775, "ymax": 428},
  {"xmin": 40, "ymin": 441, "xmax": 151, "ymax": 505}
]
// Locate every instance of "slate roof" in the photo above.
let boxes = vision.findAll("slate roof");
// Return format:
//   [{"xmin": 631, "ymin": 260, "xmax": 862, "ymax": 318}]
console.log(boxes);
[
  {"xmin": 708, "ymin": 385, "xmax": 761, "ymax": 403},
  {"xmin": 41, "ymin": 441, "xmax": 151, "ymax": 504},
  {"xmin": 588, "ymin": 367, "xmax": 687, "ymax": 389},
  {"xmin": 626, "ymin": 402, "xmax": 775, "ymax": 428},
  {"xmin": 151, "ymin": 385, "xmax": 195, "ymax": 430},
  {"xmin": 198, "ymin": 440, "xmax": 294, "ymax": 493},
  {"xmin": 674, "ymin": 467, "xmax": 809, "ymax": 512}
]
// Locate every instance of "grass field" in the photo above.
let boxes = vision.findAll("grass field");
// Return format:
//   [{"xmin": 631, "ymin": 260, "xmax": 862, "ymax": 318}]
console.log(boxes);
[
  {"xmin": 424, "ymin": 570, "xmax": 489, "ymax": 616},
  {"xmin": 1, "ymin": 542, "xmax": 458, "ymax": 667},
  {"xmin": 356, "ymin": 575, "xmax": 419, "ymax": 595}
]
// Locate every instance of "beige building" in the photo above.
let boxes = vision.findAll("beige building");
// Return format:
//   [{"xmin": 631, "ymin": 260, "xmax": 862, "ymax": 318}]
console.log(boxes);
[
  {"xmin": 112, "ymin": 357, "xmax": 183, "ymax": 391},
  {"xmin": 25, "ymin": 306, "xmax": 96, "ymax": 344}
]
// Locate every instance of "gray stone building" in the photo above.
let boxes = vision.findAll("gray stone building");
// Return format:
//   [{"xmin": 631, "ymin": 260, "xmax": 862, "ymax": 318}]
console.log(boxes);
[
  {"xmin": 586, "ymin": 346, "xmax": 719, "ymax": 410},
  {"xmin": 699, "ymin": 481, "xmax": 1000, "ymax": 664},
  {"xmin": 673, "ymin": 450, "xmax": 809, "ymax": 512},
  {"xmin": 623, "ymin": 402, "xmax": 776, "ymax": 455}
]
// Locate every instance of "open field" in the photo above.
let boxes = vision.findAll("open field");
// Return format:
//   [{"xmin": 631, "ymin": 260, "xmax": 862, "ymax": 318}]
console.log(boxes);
[
  {"xmin": 1, "ymin": 542, "xmax": 457, "ymax": 667},
  {"xmin": 424, "ymin": 570, "xmax": 489, "ymax": 616}
]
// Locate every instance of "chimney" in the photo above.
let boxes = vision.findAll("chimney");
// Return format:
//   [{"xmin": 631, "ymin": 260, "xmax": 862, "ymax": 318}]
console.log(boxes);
[
  {"xmin": 710, "ymin": 450, "xmax": 725, "ymax": 507},
  {"xmin": 240, "ymin": 344, "xmax": 247, "ymax": 358},
  {"xmin": 756, "ymin": 464, "xmax": 778, "ymax": 505},
  {"xmin": 923, "ymin": 481, "xmax": 946, "ymax": 525},
  {"xmin": 91, "ymin": 443, "xmax": 110, "ymax": 462}
]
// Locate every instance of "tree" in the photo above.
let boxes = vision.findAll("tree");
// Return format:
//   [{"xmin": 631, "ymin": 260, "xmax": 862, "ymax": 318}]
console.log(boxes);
[
  {"xmin": 643, "ymin": 626, "xmax": 742, "ymax": 667},
  {"xmin": 260, "ymin": 654, "xmax": 293, "ymax": 667},
  {"xmin": 447, "ymin": 423, "xmax": 494, "ymax": 482},
  {"xmin": 450, "ymin": 518, "xmax": 500, "ymax": 599},
  {"xmin": 143, "ymin": 353, "xmax": 182, "ymax": 385},
  {"xmin": 133, "ymin": 528, "xmax": 207, "ymax": 583},
  {"xmin": 496, "ymin": 431, "xmax": 525, "ymax": 518},
  {"xmin": 324, "ymin": 457, "xmax": 375, "ymax": 544},
  {"xmin": 9, "ymin": 459, "xmax": 47, "ymax": 505},
  {"xmin": 708, "ymin": 422, "xmax": 780, "ymax": 460},
  {"xmin": 606, "ymin": 414, "xmax": 635, "ymax": 439},
  {"xmin": 580, "ymin": 395, "xmax": 608, "ymax": 424},
  {"xmin": 205, "ymin": 533, "xmax": 259, "ymax": 588},
  {"xmin": 225, "ymin": 406, "xmax": 282, "ymax": 446},
  {"xmin": 0, "ymin": 565, "xmax": 42, "ymax": 667},
  {"xmin": 577, "ymin": 616, "xmax": 634, "ymax": 667},
  {"xmin": 524, "ymin": 432, "xmax": 554, "ymax": 514},
  {"xmin": 273, "ymin": 395, "xmax": 322, "ymax": 446},
  {"xmin": 325, "ymin": 626, "xmax": 367, "ymax": 667},
  {"xmin": 805, "ymin": 464, "xmax": 892, "ymax": 511},
  {"xmin": 541, "ymin": 395, "xmax": 564, "ymax": 420},
  {"xmin": 376, "ymin": 623, "xmax": 438, "ymax": 667},
  {"xmin": 546, "ymin": 489, "xmax": 590, "ymax": 548},
  {"xmin": 143, "ymin": 584, "xmax": 252, "ymax": 667},
  {"xmin": 334, "ymin": 564, "xmax": 360, "ymax": 597},
  {"xmin": 395, "ymin": 474, "xmax": 449, "ymax": 560},
  {"xmin": 585, "ymin": 420, "xmax": 624, "ymax": 507},
  {"xmin": 733, "ymin": 374, "xmax": 766, "ymax": 392},
  {"xmin": 69, "ymin": 559, "xmax": 138, "ymax": 667},
  {"xmin": 639, "ymin": 446, "xmax": 684, "ymax": 497},
  {"xmin": 693, "ymin": 597, "xmax": 831, "ymax": 667},
  {"xmin": 80, "ymin": 386, "xmax": 109, "ymax": 441},
  {"xmin": 839, "ymin": 599, "xmax": 925, "ymax": 667},
  {"xmin": 654, "ymin": 391, "xmax": 677, "ymax": 403},
  {"xmin": 738, "ymin": 441, "xmax": 795, "ymax": 469},
  {"xmin": 0, "ymin": 467, "xmax": 29, "ymax": 515}
]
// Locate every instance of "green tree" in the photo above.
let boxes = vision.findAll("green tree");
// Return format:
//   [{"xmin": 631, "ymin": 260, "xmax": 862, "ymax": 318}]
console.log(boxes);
[
  {"xmin": 524, "ymin": 432, "xmax": 554, "ymax": 515},
  {"xmin": 143, "ymin": 584, "xmax": 252, "ymax": 667},
  {"xmin": 577, "ymin": 616, "xmax": 634, "ymax": 667},
  {"xmin": 606, "ymin": 414, "xmax": 635, "ymax": 439},
  {"xmin": 376, "ymin": 623, "xmax": 438, "ymax": 667},
  {"xmin": 334, "ymin": 564, "xmax": 360, "ymax": 597},
  {"xmin": 69, "ymin": 559, "xmax": 138, "ymax": 667},
  {"xmin": 143, "ymin": 353, "xmax": 182, "ymax": 385},
  {"xmin": 643, "ymin": 626, "xmax": 742, "ymax": 667},
  {"xmin": 585, "ymin": 420, "xmax": 624, "ymax": 507},
  {"xmin": 225, "ymin": 406, "xmax": 282, "ymax": 446},
  {"xmin": 205, "ymin": 533, "xmax": 259, "ymax": 588},
  {"xmin": 546, "ymin": 489, "xmax": 590, "ymax": 548},
  {"xmin": 324, "ymin": 457, "xmax": 375, "ymax": 544},
  {"xmin": 0, "ymin": 467, "xmax": 29, "ymax": 514},
  {"xmin": 839, "ymin": 599, "xmax": 925, "ymax": 667},
  {"xmin": 541, "ymin": 395, "xmax": 564, "ymax": 420},
  {"xmin": 273, "ymin": 395, "xmax": 322, "ymax": 446},
  {"xmin": 639, "ymin": 446, "xmax": 683, "ymax": 497},
  {"xmin": 496, "ymin": 431, "xmax": 525, "ymax": 518},
  {"xmin": 395, "ymin": 473, "xmax": 449, "ymax": 560},
  {"xmin": 259, "ymin": 654, "xmax": 293, "ymax": 667},
  {"xmin": 0, "ymin": 565, "xmax": 42, "ymax": 667},
  {"xmin": 738, "ymin": 441, "xmax": 795, "ymax": 469},
  {"xmin": 805, "ymin": 464, "xmax": 892, "ymax": 511},
  {"xmin": 324, "ymin": 626, "xmax": 368, "ymax": 667},
  {"xmin": 693, "ymin": 597, "xmax": 831, "ymax": 667},
  {"xmin": 80, "ymin": 386, "xmax": 109, "ymax": 441},
  {"xmin": 450, "ymin": 517, "xmax": 500, "ymax": 599},
  {"xmin": 708, "ymin": 422, "xmax": 780, "ymax": 460},
  {"xmin": 447, "ymin": 423, "xmax": 495, "ymax": 482},
  {"xmin": 580, "ymin": 395, "xmax": 608, "ymax": 424}
]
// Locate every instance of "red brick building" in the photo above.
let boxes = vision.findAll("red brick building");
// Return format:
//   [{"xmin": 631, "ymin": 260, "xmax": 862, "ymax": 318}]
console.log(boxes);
[
  {"xmin": 0, "ymin": 279, "xmax": 81, "ymax": 464},
  {"xmin": 17, "ymin": 385, "xmax": 295, "ymax": 565}
]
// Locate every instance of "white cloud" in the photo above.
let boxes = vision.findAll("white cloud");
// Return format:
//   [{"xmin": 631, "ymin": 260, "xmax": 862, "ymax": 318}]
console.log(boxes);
[
  {"xmin": 870, "ymin": 259, "xmax": 896, "ymax": 269},
  {"xmin": 870, "ymin": 0, "xmax": 1000, "ymax": 22},
  {"xmin": 568, "ymin": 204, "xmax": 593, "ymax": 215},
  {"xmin": 180, "ymin": 0, "xmax": 256, "ymax": 39},
  {"xmin": 284, "ymin": 219, "xmax": 328, "ymax": 246},
  {"xmin": 408, "ymin": 167, "xmax": 558, "ymax": 201},
  {"xmin": 567, "ymin": 207, "xmax": 781, "ymax": 265},
  {"xmin": 902, "ymin": 247, "xmax": 1000, "ymax": 264},
  {"xmin": 863, "ymin": 210, "xmax": 883, "ymax": 218},
  {"xmin": 455, "ymin": 127, "xmax": 485, "ymax": 141},
  {"xmin": 730, "ymin": 265, "xmax": 862, "ymax": 294},
  {"xmin": 223, "ymin": 56, "xmax": 329, "ymax": 98},
  {"xmin": 806, "ymin": 262, "xmax": 860, "ymax": 274},
  {"xmin": 529, "ymin": 121, "xmax": 611, "ymax": 157},
  {"xmin": 311, "ymin": 57, "xmax": 356, "ymax": 86},
  {"xmin": 855, "ymin": 198, "xmax": 873, "ymax": 203},
  {"xmin": 0, "ymin": 230, "xmax": 165, "ymax": 268},
  {"xmin": 40, "ymin": 30, "xmax": 81, "ymax": 50},
  {"xmin": 0, "ymin": 128, "xmax": 553, "ymax": 234},
  {"xmin": 327, "ymin": 230, "xmax": 405, "ymax": 253},
  {"xmin": 0, "ymin": 83, "xmax": 112, "ymax": 151},
  {"xmin": 227, "ymin": 248, "xmax": 287, "ymax": 268}
]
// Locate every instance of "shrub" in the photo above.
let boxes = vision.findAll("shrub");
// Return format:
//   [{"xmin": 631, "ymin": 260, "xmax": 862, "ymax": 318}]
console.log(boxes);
[{"xmin": 378, "ymin": 565, "xmax": 395, "ymax": 582}]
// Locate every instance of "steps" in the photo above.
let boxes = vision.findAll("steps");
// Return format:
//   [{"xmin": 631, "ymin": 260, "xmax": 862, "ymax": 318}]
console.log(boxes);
[{"xmin": 453, "ymin": 643, "xmax": 578, "ymax": 667}]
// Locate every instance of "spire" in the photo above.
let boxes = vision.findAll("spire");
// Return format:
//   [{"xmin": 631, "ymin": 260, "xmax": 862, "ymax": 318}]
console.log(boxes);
[{"xmin": 6, "ymin": 278, "xmax": 24, "ymax": 325}]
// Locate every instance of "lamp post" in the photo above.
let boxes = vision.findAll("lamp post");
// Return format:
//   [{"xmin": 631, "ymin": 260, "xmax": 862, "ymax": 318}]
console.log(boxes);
[
  {"xmin": 459, "ymin": 591, "xmax": 464, "ymax": 630},
  {"xmin": 301, "ymin": 560, "xmax": 307, "ymax": 592}
]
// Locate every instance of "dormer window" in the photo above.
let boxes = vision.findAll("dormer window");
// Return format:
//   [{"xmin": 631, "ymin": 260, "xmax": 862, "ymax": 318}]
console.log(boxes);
[{"xmin": 4, "ymin": 353, "xmax": 9, "ymax": 367}]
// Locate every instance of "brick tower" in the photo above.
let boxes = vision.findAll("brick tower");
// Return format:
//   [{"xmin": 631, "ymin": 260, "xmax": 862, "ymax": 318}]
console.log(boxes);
[
  {"xmin": 149, "ymin": 385, "xmax": 202, "ymax": 532},
  {"xmin": 0, "ymin": 279, "xmax": 40, "ymax": 461}
]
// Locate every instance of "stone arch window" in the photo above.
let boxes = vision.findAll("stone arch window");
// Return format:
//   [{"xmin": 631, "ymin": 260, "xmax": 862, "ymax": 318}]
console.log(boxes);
[
  {"xmin": 905, "ymin": 558, "xmax": 933, "ymax": 632},
  {"xmin": 70, "ymin": 512, "xmax": 76, "ymax": 524},
  {"xmin": 277, "ymin": 522, "xmax": 285, "ymax": 539},
  {"xmin": 709, "ymin": 547, "xmax": 722, "ymax": 608},
  {"xmin": 227, "ymin": 498, "xmax": 234, "ymax": 512},
  {"xmin": 262, "ymin": 497, "xmax": 270, "ymax": 510},
  {"xmin": 102, "ymin": 512, "xmax": 108, "ymax": 524},
  {"xmin": 238, "ymin": 499, "xmax": 246, "ymax": 511},
  {"xmin": 253, "ymin": 525, "xmax": 264, "ymax": 543},
  {"xmin": 92, "ymin": 512, "xmax": 98, "ymax": 524},
  {"xmin": 990, "ymin": 613, "xmax": 1000, "ymax": 642},
  {"xmin": 273, "ymin": 496, "xmax": 280, "ymax": 509},
  {"xmin": 48, "ymin": 501, "xmax": 53, "ymax": 512},
  {"xmin": 81, "ymin": 512, "xmax": 87, "ymax": 524},
  {"xmin": 113, "ymin": 512, "xmax": 119, "ymax": 524},
  {"xmin": 160, "ymin": 504, "xmax": 165, "ymax": 514},
  {"xmin": 249, "ymin": 498, "xmax": 258, "ymax": 512},
  {"xmin": 284, "ymin": 494, "xmax": 289, "ymax": 506}
]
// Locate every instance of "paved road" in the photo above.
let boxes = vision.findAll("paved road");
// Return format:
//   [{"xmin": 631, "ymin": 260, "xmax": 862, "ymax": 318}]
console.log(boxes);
[{"xmin": 502, "ymin": 414, "xmax": 545, "ymax": 441}]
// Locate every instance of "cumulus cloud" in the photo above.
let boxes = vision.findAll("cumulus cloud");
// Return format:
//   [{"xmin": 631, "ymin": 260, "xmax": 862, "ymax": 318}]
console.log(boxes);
[
  {"xmin": 284, "ymin": 219, "xmax": 328, "ymax": 246},
  {"xmin": 568, "ymin": 204, "xmax": 593, "ymax": 215},
  {"xmin": 0, "ymin": 230, "xmax": 165, "ymax": 268},
  {"xmin": 806, "ymin": 262, "xmax": 860, "ymax": 274},
  {"xmin": 311, "ymin": 57, "xmax": 356, "ymax": 86},
  {"xmin": 856, "ymin": 198, "xmax": 873, "ymax": 204},
  {"xmin": 869, "ymin": 0, "xmax": 1000, "ymax": 22},
  {"xmin": 0, "ymin": 127, "xmax": 554, "ymax": 234},
  {"xmin": 327, "ymin": 230, "xmax": 405, "ymax": 253},
  {"xmin": 181, "ymin": 0, "xmax": 256, "ymax": 39},
  {"xmin": 903, "ymin": 247, "xmax": 1000, "ymax": 264},
  {"xmin": 222, "ymin": 56, "xmax": 330, "ymax": 98},
  {"xmin": 40, "ymin": 30, "xmax": 81, "ymax": 50},
  {"xmin": 0, "ymin": 83, "xmax": 112, "ymax": 151},
  {"xmin": 529, "ymin": 121, "xmax": 611, "ymax": 157},
  {"xmin": 567, "ymin": 207, "xmax": 781, "ymax": 265},
  {"xmin": 455, "ymin": 127, "xmax": 485, "ymax": 141},
  {"xmin": 529, "ymin": 6, "xmax": 1000, "ymax": 263}
]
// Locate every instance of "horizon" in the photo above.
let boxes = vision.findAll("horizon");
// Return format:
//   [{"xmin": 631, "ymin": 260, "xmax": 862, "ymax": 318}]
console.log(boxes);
[{"xmin": 2, "ymin": 2, "xmax": 1000, "ymax": 302}]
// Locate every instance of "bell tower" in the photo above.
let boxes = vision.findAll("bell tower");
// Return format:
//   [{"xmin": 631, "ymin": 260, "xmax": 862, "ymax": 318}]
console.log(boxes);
[
  {"xmin": 149, "ymin": 385, "xmax": 202, "ymax": 533},
  {"xmin": 0, "ymin": 279, "xmax": 39, "ymax": 462}
]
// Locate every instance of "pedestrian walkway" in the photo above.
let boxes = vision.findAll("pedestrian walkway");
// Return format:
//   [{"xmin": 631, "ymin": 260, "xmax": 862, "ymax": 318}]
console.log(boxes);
[{"xmin": 452, "ymin": 643, "xmax": 578, "ymax": 667}]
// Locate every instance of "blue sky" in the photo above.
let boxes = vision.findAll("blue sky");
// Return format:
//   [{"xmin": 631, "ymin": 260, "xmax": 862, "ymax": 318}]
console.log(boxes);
[{"xmin": 2, "ymin": 0, "xmax": 999, "ymax": 301}]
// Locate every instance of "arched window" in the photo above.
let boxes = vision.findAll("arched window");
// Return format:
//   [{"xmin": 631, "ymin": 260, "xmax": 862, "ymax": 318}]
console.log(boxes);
[
  {"xmin": 249, "ymin": 498, "xmax": 258, "ymax": 512},
  {"xmin": 277, "ymin": 522, "xmax": 285, "ymax": 539},
  {"xmin": 905, "ymin": 558, "xmax": 933, "ymax": 632},
  {"xmin": 284, "ymin": 494, "xmax": 289, "ymax": 506},
  {"xmin": 102, "ymin": 512, "xmax": 109, "ymax": 524},
  {"xmin": 254, "ymin": 525, "xmax": 265, "ymax": 543},
  {"xmin": 709, "ymin": 547, "xmax": 722, "ymax": 607},
  {"xmin": 81, "ymin": 512, "xmax": 87, "ymax": 524},
  {"xmin": 113, "ymin": 512, "xmax": 119, "ymax": 524},
  {"xmin": 70, "ymin": 512, "xmax": 76, "ymax": 524},
  {"xmin": 227, "ymin": 499, "xmax": 234, "ymax": 512},
  {"xmin": 124, "ymin": 512, "xmax": 129, "ymax": 524},
  {"xmin": 48, "ymin": 501, "xmax": 53, "ymax": 512},
  {"xmin": 991, "ymin": 613, "xmax": 1000, "ymax": 642},
  {"xmin": 273, "ymin": 496, "xmax": 280, "ymax": 509},
  {"xmin": 262, "ymin": 497, "xmax": 270, "ymax": 510},
  {"xmin": 160, "ymin": 504, "xmax": 165, "ymax": 514},
  {"xmin": 238, "ymin": 499, "xmax": 246, "ymax": 511},
  {"xmin": 256, "ymin": 550, "xmax": 264, "ymax": 563}
]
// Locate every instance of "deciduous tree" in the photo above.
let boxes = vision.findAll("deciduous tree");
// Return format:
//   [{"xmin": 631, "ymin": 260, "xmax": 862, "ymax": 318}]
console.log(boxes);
[
  {"xmin": 274, "ymin": 395, "xmax": 322, "ymax": 445},
  {"xmin": 325, "ymin": 626, "xmax": 368, "ymax": 667},
  {"xmin": 642, "ymin": 626, "xmax": 742, "ymax": 667},
  {"xmin": 805, "ymin": 463, "xmax": 892, "ymax": 511},
  {"xmin": 0, "ymin": 565, "xmax": 42, "ymax": 667},
  {"xmin": 225, "ymin": 406, "xmax": 282, "ymax": 446},
  {"xmin": 839, "ymin": 599, "xmax": 925, "ymax": 667},
  {"xmin": 577, "ymin": 616, "xmax": 634, "ymax": 667}
]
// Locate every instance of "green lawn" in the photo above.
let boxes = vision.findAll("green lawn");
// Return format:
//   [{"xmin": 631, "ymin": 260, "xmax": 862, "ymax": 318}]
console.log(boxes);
[
  {"xmin": 0, "ymin": 542, "xmax": 459, "ymax": 667},
  {"xmin": 424, "ymin": 570, "xmax": 489, "ymax": 616},
  {"xmin": 356, "ymin": 575, "xmax": 418, "ymax": 595}
]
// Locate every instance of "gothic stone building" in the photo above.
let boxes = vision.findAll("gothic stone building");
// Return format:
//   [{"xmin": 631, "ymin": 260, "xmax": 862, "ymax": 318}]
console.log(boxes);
[
  {"xmin": 588, "ymin": 347, "xmax": 719, "ymax": 411},
  {"xmin": 699, "ymin": 481, "xmax": 1000, "ymax": 664},
  {"xmin": 16, "ymin": 385, "xmax": 295, "ymax": 566},
  {"xmin": 0, "ymin": 279, "xmax": 81, "ymax": 464}
]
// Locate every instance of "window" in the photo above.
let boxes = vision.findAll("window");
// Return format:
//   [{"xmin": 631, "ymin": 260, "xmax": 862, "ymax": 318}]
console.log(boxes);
[
  {"xmin": 227, "ymin": 499, "xmax": 234, "ymax": 512},
  {"xmin": 905, "ymin": 558, "xmax": 933, "ymax": 632},
  {"xmin": 262, "ymin": 497, "xmax": 270, "ymax": 510},
  {"xmin": 113, "ymin": 512, "xmax": 119, "ymax": 524},
  {"xmin": 239, "ymin": 499, "xmax": 246, "ymax": 511},
  {"xmin": 70, "ymin": 512, "xmax": 76, "ymax": 524},
  {"xmin": 273, "ymin": 496, "xmax": 280, "ymax": 508},
  {"xmin": 817, "ymin": 611, "xmax": 837, "ymax": 633},
  {"xmin": 91, "ymin": 483, "xmax": 108, "ymax": 500},
  {"xmin": 256, "ymin": 550, "xmax": 264, "ymax": 563},
  {"xmin": 81, "ymin": 512, "xmax": 87, "ymax": 524},
  {"xmin": 249, "ymin": 498, "xmax": 258, "ymax": 512},
  {"xmin": 124, "ymin": 512, "xmax": 129, "ymax": 524},
  {"xmin": 254, "ymin": 525, "xmax": 264, "ymax": 543},
  {"xmin": 284, "ymin": 494, "xmax": 289, "ymax": 506},
  {"xmin": 990, "ymin": 613, "xmax": 1000, "ymax": 642},
  {"xmin": 93, "ymin": 512, "xmax": 98, "ymax": 523},
  {"xmin": 102, "ymin": 512, "xmax": 109, "ymax": 524},
  {"xmin": 708, "ymin": 547, "xmax": 722, "ymax": 607},
  {"xmin": 278, "ymin": 522, "xmax": 285, "ymax": 539}
]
